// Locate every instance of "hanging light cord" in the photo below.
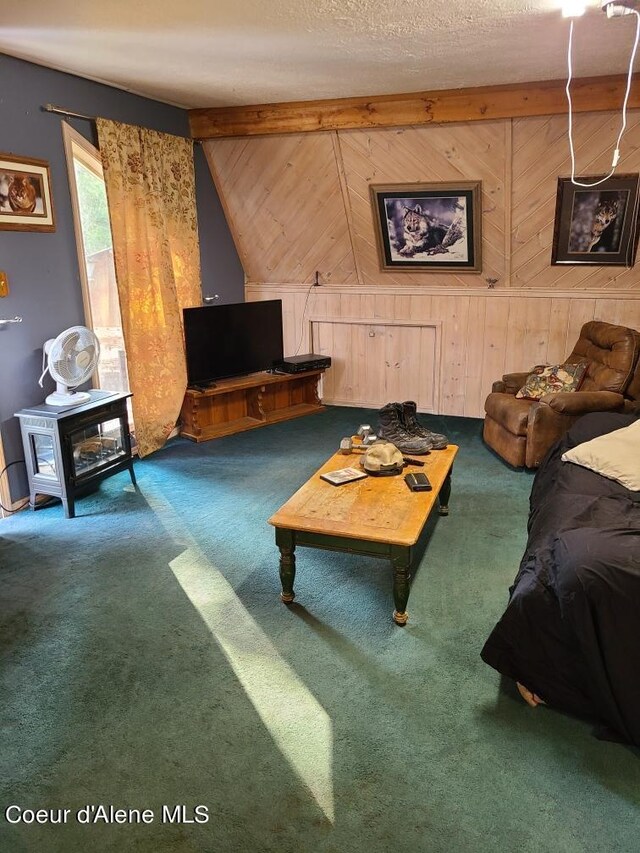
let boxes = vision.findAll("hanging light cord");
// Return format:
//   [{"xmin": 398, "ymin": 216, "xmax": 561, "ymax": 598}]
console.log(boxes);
[{"xmin": 566, "ymin": 10, "xmax": 640, "ymax": 188}]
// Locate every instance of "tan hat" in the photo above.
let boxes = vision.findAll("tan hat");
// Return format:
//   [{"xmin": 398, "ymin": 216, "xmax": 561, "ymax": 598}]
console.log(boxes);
[{"xmin": 361, "ymin": 440, "xmax": 404, "ymax": 475}]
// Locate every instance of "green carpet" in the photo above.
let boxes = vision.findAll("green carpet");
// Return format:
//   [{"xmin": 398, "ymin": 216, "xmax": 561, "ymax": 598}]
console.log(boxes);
[{"xmin": 1, "ymin": 407, "xmax": 638, "ymax": 853}]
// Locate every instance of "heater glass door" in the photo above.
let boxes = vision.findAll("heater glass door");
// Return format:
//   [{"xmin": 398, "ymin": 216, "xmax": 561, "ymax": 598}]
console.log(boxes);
[
  {"xmin": 69, "ymin": 416, "xmax": 127, "ymax": 480},
  {"xmin": 30, "ymin": 433, "xmax": 57, "ymax": 479}
]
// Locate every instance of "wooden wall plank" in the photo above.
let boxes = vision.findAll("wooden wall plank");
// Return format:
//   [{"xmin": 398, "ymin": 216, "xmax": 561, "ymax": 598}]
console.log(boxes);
[
  {"xmin": 503, "ymin": 297, "xmax": 530, "ymax": 373},
  {"xmin": 463, "ymin": 295, "xmax": 487, "ymax": 417},
  {"xmin": 547, "ymin": 298, "xmax": 573, "ymax": 363},
  {"xmin": 595, "ymin": 298, "xmax": 628, "ymax": 327},
  {"xmin": 566, "ymin": 299, "xmax": 598, "ymax": 346},
  {"xmin": 480, "ymin": 297, "xmax": 511, "ymax": 396},
  {"xmin": 435, "ymin": 294, "xmax": 471, "ymax": 416}
]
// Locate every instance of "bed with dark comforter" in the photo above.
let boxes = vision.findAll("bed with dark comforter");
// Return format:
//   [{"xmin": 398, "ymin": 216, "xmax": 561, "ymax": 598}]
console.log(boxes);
[{"xmin": 481, "ymin": 412, "xmax": 640, "ymax": 746}]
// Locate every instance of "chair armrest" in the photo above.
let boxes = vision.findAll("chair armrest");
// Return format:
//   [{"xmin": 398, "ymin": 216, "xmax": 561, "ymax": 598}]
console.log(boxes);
[
  {"xmin": 540, "ymin": 390, "xmax": 625, "ymax": 414},
  {"xmin": 492, "ymin": 371, "xmax": 530, "ymax": 394},
  {"xmin": 623, "ymin": 399, "xmax": 640, "ymax": 415},
  {"xmin": 525, "ymin": 403, "xmax": 578, "ymax": 468}
]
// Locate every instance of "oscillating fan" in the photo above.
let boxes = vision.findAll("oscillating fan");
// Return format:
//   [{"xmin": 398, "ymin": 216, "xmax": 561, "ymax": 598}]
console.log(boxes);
[{"xmin": 38, "ymin": 325, "xmax": 100, "ymax": 406}]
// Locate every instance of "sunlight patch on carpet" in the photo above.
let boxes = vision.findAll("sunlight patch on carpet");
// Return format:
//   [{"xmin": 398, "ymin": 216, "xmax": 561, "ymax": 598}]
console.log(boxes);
[{"xmin": 142, "ymin": 485, "xmax": 335, "ymax": 823}]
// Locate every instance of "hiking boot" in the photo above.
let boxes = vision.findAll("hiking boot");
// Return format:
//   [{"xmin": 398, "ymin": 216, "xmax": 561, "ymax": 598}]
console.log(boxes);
[
  {"xmin": 401, "ymin": 401, "xmax": 448, "ymax": 449},
  {"xmin": 378, "ymin": 402, "xmax": 433, "ymax": 455}
]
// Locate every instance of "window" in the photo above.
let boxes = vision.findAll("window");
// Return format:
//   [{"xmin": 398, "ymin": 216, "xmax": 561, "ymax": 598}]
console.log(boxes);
[{"xmin": 62, "ymin": 122, "xmax": 133, "ymax": 425}]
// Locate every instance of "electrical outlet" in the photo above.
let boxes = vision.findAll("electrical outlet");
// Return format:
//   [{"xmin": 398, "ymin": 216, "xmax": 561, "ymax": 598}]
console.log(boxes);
[{"xmin": 0, "ymin": 271, "xmax": 8, "ymax": 298}]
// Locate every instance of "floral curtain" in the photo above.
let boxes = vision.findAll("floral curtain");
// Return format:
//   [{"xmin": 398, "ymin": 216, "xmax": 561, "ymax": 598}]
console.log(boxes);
[{"xmin": 96, "ymin": 118, "xmax": 201, "ymax": 457}]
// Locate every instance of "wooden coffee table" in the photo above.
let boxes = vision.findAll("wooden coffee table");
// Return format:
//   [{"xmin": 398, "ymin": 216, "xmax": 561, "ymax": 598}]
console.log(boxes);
[{"xmin": 268, "ymin": 444, "xmax": 458, "ymax": 625}]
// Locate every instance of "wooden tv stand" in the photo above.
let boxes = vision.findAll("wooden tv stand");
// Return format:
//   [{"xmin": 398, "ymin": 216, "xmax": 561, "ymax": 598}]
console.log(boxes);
[{"xmin": 179, "ymin": 369, "xmax": 325, "ymax": 442}]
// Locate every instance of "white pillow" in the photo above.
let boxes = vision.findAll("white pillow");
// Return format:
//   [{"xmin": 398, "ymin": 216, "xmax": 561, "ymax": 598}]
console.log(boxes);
[{"xmin": 561, "ymin": 419, "xmax": 640, "ymax": 491}]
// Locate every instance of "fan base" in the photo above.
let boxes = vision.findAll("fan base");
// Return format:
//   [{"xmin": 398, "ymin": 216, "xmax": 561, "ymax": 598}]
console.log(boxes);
[{"xmin": 45, "ymin": 390, "xmax": 92, "ymax": 407}]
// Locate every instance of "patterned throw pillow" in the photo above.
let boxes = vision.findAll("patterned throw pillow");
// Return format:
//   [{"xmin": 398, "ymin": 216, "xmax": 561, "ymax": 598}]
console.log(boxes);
[{"xmin": 515, "ymin": 361, "xmax": 589, "ymax": 401}]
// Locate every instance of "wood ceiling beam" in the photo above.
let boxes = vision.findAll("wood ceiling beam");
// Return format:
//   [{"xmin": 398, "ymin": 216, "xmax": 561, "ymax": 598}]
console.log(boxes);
[{"xmin": 189, "ymin": 74, "xmax": 640, "ymax": 139}]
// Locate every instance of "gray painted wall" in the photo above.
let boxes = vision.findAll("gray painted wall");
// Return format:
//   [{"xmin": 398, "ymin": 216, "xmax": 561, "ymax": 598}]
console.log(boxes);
[{"xmin": 0, "ymin": 54, "xmax": 243, "ymax": 502}]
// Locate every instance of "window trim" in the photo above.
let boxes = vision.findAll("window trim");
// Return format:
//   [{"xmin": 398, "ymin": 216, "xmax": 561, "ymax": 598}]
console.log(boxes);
[{"xmin": 61, "ymin": 120, "xmax": 106, "ymax": 339}]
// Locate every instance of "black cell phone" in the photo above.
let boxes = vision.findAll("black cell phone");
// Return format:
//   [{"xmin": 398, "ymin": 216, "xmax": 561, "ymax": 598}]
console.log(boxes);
[{"xmin": 404, "ymin": 472, "xmax": 432, "ymax": 492}]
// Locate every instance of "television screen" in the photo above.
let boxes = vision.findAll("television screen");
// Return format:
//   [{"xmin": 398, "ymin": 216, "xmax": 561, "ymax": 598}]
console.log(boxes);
[{"xmin": 183, "ymin": 300, "xmax": 284, "ymax": 385}]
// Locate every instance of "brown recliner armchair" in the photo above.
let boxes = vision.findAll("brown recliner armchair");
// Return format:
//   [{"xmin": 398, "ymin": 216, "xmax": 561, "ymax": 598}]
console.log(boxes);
[{"xmin": 484, "ymin": 321, "xmax": 640, "ymax": 468}]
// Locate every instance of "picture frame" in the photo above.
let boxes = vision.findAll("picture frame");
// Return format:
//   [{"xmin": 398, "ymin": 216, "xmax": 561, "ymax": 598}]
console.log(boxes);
[
  {"xmin": 370, "ymin": 181, "xmax": 482, "ymax": 272},
  {"xmin": 0, "ymin": 153, "xmax": 56, "ymax": 232},
  {"xmin": 551, "ymin": 173, "xmax": 640, "ymax": 266}
]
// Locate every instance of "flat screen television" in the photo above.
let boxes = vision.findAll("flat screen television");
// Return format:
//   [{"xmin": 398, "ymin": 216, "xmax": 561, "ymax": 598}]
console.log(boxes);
[{"xmin": 183, "ymin": 300, "xmax": 284, "ymax": 386}]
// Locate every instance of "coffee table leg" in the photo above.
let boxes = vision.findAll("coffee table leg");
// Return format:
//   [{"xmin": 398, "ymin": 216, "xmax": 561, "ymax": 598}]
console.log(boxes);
[
  {"xmin": 276, "ymin": 528, "xmax": 296, "ymax": 603},
  {"xmin": 391, "ymin": 546, "xmax": 411, "ymax": 626},
  {"xmin": 439, "ymin": 468, "xmax": 452, "ymax": 516}
]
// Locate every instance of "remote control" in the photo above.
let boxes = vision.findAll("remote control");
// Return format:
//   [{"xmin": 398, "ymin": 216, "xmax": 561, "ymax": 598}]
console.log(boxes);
[{"xmin": 404, "ymin": 472, "xmax": 432, "ymax": 492}]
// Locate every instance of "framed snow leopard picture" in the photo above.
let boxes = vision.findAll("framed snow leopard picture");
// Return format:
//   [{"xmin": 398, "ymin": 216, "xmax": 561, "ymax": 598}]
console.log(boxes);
[
  {"xmin": 551, "ymin": 174, "xmax": 640, "ymax": 266},
  {"xmin": 370, "ymin": 181, "xmax": 482, "ymax": 273}
]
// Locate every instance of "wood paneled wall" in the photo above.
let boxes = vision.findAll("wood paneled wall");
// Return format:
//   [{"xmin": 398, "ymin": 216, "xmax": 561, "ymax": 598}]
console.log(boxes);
[
  {"xmin": 248, "ymin": 284, "xmax": 640, "ymax": 417},
  {"xmin": 203, "ymin": 109, "xmax": 640, "ymax": 418},
  {"xmin": 511, "ymin": 112, "xmax": 640, "ymax": 288},
  {"xmin": 204, "ymin": 110, "xmax": 640, "ymax": 290}
]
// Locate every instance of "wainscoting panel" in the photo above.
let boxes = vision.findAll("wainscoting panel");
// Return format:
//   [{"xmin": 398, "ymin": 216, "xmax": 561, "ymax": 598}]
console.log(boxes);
[
  {"xmin": 311, "ymin": 319, "xmax": 439, "ymax": 412},
  {"xmin": 248, "ymin": 284, "xmax": 640, "ymax": 418}
]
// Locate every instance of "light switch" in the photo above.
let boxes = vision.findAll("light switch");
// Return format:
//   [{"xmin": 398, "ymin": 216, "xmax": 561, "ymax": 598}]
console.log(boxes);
[{"xmin": 0, "ymin": 272, "xmax": 8, "ymax": 297}]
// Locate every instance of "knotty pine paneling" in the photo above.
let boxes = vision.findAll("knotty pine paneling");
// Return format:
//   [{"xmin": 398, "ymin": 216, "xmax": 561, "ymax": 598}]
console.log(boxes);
[
  {"xmin": 511, "ymin": 110, "xmax": 640, "ymax": 289},
  {"xmin": 312, "ymin": 320, "xmax": 439, "ymax": 412},
  {"xmin": 337, "ymin": 122, "xmax": 507, "ymax": 288},
  {"xmin": 206, "ymin": 108, "xmax": 640, "ymax": 417},
  {"xmin": 205, "ymin": 109, "xmax": 640, "ymax": 291},
  {"xmin": 247, "ymin": 285, "xmax": 640, "ymax": 419},
  {"xmin": 203, "ymin": 135, "xmax": 358, "ymax": 285}
]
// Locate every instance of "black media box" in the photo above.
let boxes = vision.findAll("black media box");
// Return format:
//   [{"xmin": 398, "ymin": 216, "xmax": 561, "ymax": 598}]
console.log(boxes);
[{"xmin": 272, "ymin": 353, "xmax": 332, "ymax": 374}]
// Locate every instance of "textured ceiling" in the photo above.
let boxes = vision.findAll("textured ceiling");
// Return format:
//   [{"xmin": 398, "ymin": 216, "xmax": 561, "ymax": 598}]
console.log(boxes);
[{"xmin": 1, "ymin": 0, "xmax": 639, "ymax": 108}]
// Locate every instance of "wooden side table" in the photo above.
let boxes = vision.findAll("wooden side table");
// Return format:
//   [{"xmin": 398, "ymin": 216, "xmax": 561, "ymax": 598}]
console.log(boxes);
[{"xmin": 15, "ymin": 390, "xmax": 136, "ymax": 518}]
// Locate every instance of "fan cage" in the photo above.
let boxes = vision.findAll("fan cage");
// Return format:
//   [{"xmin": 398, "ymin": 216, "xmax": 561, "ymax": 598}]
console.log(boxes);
[{"xmin": 48, "ymin": 327, "xmax": 100, "ymax": 390}]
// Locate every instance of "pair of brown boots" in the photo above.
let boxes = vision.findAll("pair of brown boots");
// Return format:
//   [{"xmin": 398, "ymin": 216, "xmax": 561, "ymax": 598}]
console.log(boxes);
[{"xmin": 378, "ymin": 401, "xmax": 448, "ymax": 454}]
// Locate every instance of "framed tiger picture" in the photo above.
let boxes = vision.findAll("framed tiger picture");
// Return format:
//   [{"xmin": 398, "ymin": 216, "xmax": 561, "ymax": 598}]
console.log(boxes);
[
  {"xmin": 0, "ymin": 153, "xmax": 55, "ymax": 232},
  {"xmin": 370, "ymin": 181, "xmax": 482, "ymax": 272}
]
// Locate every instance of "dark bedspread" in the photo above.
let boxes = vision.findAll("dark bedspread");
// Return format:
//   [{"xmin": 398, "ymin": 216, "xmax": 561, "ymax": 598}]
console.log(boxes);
[{"xmin": 481, "ymin": 413, "xmax": 640, "ymax": 746}]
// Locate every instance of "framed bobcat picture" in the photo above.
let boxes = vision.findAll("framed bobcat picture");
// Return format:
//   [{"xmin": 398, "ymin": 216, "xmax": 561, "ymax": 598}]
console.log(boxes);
[
  {"xmin": 551, "ymin": 174, "xmax": 640, "ymax": 266},
  {"xmin": 370, "ymin": 181, "xmax": 482, "ymax": 272},
  {"xmin": 0, "ymin": 153, "xmax": 55, "ymax": 232}
]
